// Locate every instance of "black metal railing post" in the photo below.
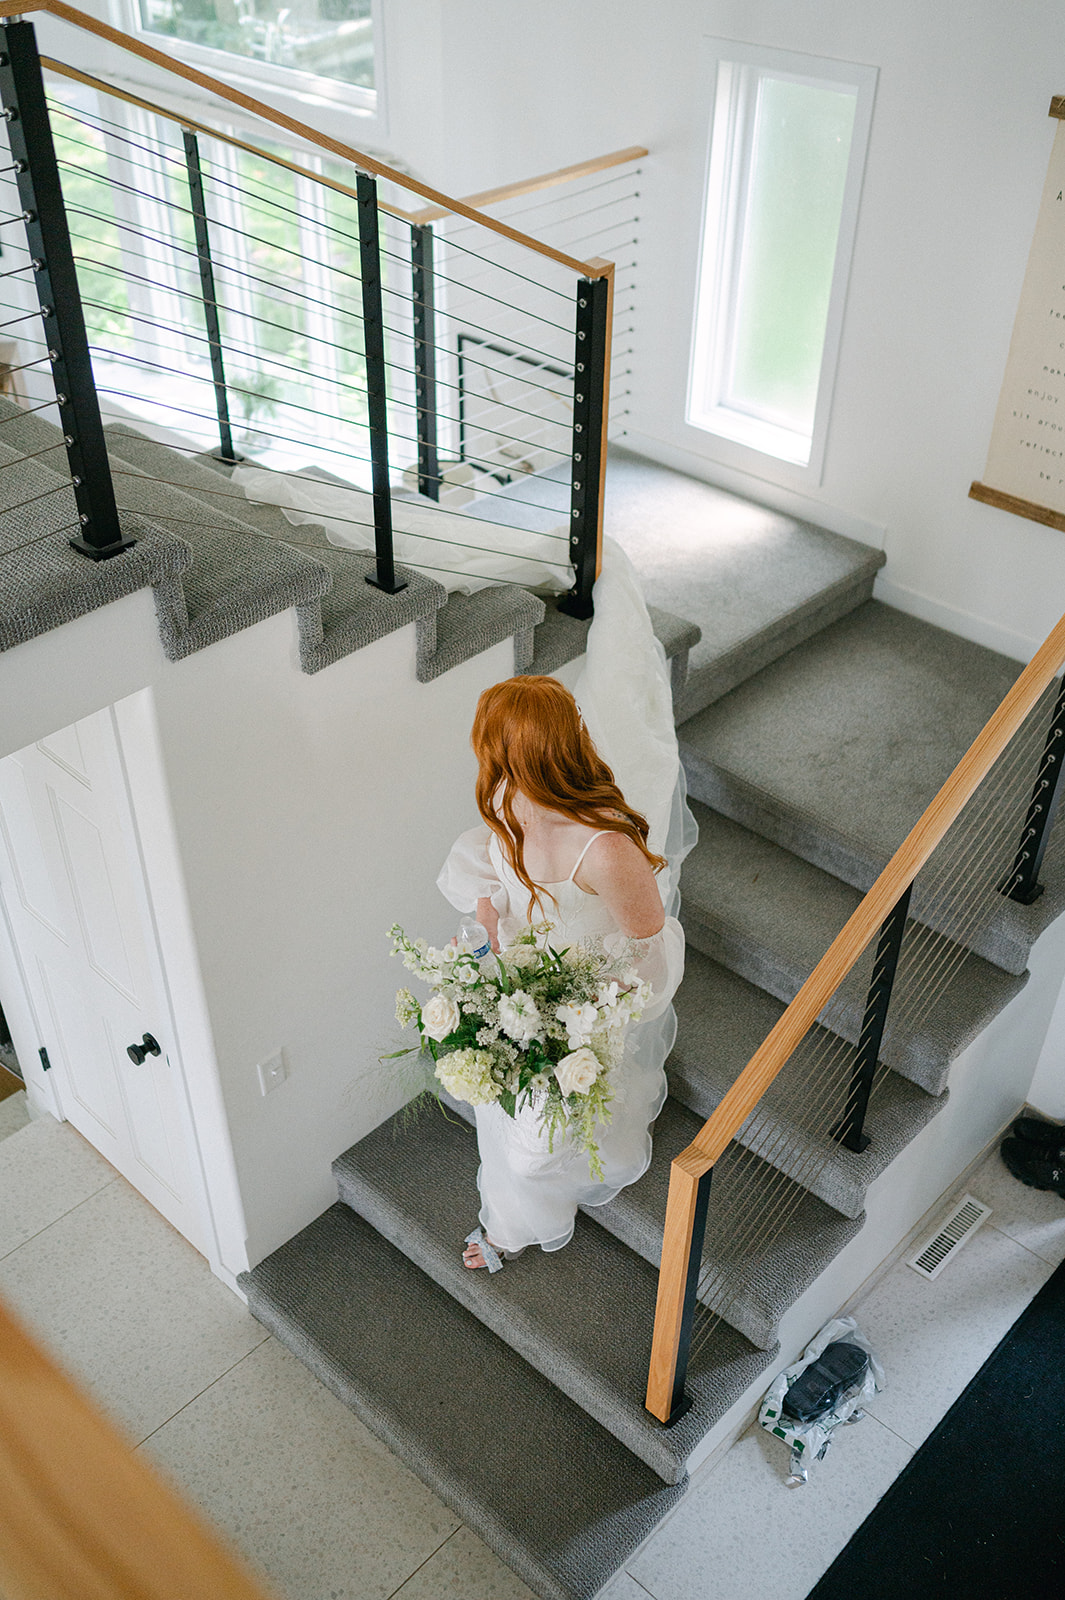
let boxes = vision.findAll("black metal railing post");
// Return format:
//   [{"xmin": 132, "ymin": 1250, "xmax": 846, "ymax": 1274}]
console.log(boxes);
[
  {"xmin": 182, "ymin": 129, "xmax": 240, "ymax": 465},
  {"xmin": 358, "ymin": 171, "xmax": 404, "ymax": 595},
  {"xmin": 410, "ymin": 222, "xmax": 439, "ymax": 500},
  {"xmin": 558, "ymin": 272, "xmax": 610, "ymax": 621},
  {"xmin": 1003, "ymin": 677, "xmax": 1065, "ymax": 905},
  {"xmin": 835, "ymin": 884, "xmax": 912, "ymax": 1153},
  {"xmin": 0, "ymin": 19, "xmax": 132, "ymax": 561},
  {"xmin": 663, "ymin": 1165, "xmax": 712, "ymax": 1426}
]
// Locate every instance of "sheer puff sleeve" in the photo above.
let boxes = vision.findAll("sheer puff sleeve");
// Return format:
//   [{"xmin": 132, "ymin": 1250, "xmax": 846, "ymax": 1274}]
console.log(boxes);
[
  {"xmin": 437, "ymin": 825, "xmax": 507, "ymax": 917},
  {"xmin": 606, "ymin": 915, "xmax": 685, "ymax": 1025}
]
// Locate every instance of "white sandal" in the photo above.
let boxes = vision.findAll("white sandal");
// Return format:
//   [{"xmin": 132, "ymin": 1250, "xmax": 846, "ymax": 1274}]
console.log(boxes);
[{"xmin": 463, "ymin": 1227, "xmax": 504, "ymax": 1273}]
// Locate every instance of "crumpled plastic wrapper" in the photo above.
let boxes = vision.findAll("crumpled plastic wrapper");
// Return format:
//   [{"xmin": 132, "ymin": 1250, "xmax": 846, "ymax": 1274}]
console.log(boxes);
[{"xmin": 758, "ymin": 1315, "xmax": 884, "ymax": 1486}]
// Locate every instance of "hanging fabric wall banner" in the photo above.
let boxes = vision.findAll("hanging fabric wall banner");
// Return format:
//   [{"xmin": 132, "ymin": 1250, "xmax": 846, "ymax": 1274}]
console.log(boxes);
[{"xmin": 971, "ymin": 99, "xmax": 1065, "ymax": 532}]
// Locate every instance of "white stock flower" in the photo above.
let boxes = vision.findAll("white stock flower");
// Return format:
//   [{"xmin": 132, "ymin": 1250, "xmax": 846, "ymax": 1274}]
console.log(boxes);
[
  {"xmin": 452, "ymin": 955, "xmax": 481, "ymax": 986},
  {"xmin": 555, "ymin": 1000, "xmax": 599, "ymax": 1048},
  {"xmin": 435, "ymin": 1048, "xmax": 500, "ymax": 1106},
  {"xmin": 421, "ymin": 993, "xmax": 461, "ymax": 1041},
  {"xmin": 394, "ymin": 988, "xmax": 421, "ymax": 1028},
  {"xmin": 498, "ymin": 990, "xmax": 542, "ymax": 1044},
  {"xmin": 555, "ymin": 1046, "xmax": 601, "ymax": 1097}
]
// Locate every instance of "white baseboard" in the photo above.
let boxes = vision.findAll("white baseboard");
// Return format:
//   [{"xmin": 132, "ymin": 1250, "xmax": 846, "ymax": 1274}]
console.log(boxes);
[
  {"xmin": 872, "ymin": 575, "xmax": 1039, "ymax": 664},
  {"xmin": 618, "ymin": 428, "xmax": 887, "ymax": 551}
]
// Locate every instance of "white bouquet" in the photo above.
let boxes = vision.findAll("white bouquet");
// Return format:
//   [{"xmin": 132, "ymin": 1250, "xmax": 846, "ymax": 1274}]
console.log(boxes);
[{"xmin": 388, "ymin": 922, "xmax": 652, "ymax": 1177}]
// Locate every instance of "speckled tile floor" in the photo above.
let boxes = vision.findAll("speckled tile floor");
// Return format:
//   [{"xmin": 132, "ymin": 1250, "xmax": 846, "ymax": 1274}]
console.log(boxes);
[{"xmin": 0, "ymin": 1110, "xmax": 1062, "ymax": 1600}]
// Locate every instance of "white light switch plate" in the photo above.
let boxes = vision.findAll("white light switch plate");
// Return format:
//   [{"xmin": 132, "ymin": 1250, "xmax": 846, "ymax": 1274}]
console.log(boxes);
[{"xmin": 257, "ymin": 1049, "xmax": 287, "ymax": 1095}]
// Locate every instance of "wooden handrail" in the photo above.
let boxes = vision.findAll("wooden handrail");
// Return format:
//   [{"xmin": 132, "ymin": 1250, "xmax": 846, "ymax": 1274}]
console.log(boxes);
[
  {"xmin": 646, "ymin": 605, "xmax": 1065, "ymax": 1420},
  {"xmin": 0, "ymin": 1295, "xmax": 276, "ymax": 1599},
  {"xmin": 687, "ymin": 605, "xmax": 1065, "ymax": 1175},
  {"xmin": 0, "ymin": 0, "xmax": 612, "ymax": 278},
  {"xmin": 39, "ymin": 57, "xmax": 417, "ymax": 222},
  {"xmin": 42, "ymin": 57, "xmax": 645, "ymax": 240},
  {"xmin": 408, "ymin": 145, "xmax": 648, "ymax": 226}
]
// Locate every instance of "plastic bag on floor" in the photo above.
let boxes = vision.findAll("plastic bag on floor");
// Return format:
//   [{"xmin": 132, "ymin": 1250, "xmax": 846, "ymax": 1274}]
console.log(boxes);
[{"xmin": 758, "ymin": 1315, "xmax": 884, "ymax": 1486}]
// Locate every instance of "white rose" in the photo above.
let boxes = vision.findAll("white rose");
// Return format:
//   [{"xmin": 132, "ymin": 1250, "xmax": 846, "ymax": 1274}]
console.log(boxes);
[
  {"xmin": 555, "ymin": 1046, "xmax": 601, "ymax": 1097},
  {"xmin": 503, "ymin": 945, "xmax": 540, "ymax": 972},
  {"xmin": 421, "ymin": 993, "xmax": 461, "ymax": 1041}
]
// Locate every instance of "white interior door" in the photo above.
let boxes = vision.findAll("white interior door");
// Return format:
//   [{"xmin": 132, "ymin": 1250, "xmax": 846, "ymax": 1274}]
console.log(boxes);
[{"xmin": 0, "ymin": 708, "xmax": 208, "ymax": 1253}]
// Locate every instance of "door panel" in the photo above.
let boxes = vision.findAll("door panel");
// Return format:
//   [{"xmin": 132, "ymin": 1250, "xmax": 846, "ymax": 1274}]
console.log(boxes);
[
  {"xmin": 0, "ymin": 710, "xmax": 205, "ymax": 1252},
  {"xmin": 0, "ymin": 758, "xmax": 67, "ymax": 938},
  {"xmin": 52, "ymin": 789, "xmax": 139, "ymax": 1002}
]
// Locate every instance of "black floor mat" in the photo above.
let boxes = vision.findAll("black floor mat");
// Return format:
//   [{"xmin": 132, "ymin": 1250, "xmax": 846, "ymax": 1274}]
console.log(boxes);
[{"xmin": 805, "ymin": 1251, "xmax": 1065, "ymax": 1600}]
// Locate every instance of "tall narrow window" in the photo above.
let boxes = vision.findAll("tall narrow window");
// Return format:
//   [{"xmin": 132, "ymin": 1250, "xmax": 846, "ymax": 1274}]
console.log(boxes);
[{"xmin": 689, "ymin": 45, "xmax": 876, "ymax": 480}]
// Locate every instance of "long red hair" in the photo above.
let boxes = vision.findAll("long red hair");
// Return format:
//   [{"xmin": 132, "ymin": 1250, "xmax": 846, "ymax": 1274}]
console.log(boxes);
[{"xmin": 471, "ymin": 675, "xmax": 666, "ymax": 915}]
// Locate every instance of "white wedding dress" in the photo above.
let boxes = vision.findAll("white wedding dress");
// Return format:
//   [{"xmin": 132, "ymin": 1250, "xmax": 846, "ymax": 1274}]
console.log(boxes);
[
  {"xmin": 438, "ymin": 825, "xmax": 685, "ymax": 1252},
  {"xmin": 436, "ymin": 537, "xmax": 696, "ymax": 1255}
]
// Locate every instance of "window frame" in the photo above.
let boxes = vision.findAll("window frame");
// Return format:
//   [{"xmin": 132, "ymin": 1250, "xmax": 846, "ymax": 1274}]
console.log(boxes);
[
  {"xmin": 688, "ymin": 40, "xmax": 877, "ymax": 486},
  {"xmin": 110, "ymin": 0, "xmax": 386, "ymax": 136}
]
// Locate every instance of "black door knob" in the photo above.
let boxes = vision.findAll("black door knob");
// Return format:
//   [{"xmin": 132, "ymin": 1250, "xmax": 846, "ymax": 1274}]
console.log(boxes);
[{"xmin": 126, "ymin": 1032, "xmax": 161, "ymax": 1065}]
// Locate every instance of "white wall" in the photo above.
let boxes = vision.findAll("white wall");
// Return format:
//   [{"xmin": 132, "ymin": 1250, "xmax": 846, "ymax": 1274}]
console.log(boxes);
[
  {"xmin": 0, "ymin": 592, "xmax": 515, "ymax": 1266},
  {"xmin": 373, "ymin": 0, "xmax": 1065, "ymax": 663},
  {"xmin": 142, "ymin": 613, "xmax": 514, "ymax": 1264}
]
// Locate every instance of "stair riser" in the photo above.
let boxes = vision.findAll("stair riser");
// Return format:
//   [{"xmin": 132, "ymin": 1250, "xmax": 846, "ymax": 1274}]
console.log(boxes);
[
  {"xmin": 239, "ymin": 1206, "xmax": 690, "ymax": 1600},
  {"xmin": 665, "ymin": 1060, "xmax": 865, "ymax": 1219},
  {"xmin": 673, "ymin": 569, "xmax": 880, "ymax": 723},
  {"xmin": 681, "ymin": 753, "xmax": 1031, "ymax": 976},
  {"xmin": 584, "ymin": 1183, "xmax": 861, "ymax": 1348},
  {"xmin": 680, "ymin": 907, "xmax": 952, "ymax": 1097},
  {"xmin": 333, "ymin": 1163, "xmax": 688, "ymax": 1484}
]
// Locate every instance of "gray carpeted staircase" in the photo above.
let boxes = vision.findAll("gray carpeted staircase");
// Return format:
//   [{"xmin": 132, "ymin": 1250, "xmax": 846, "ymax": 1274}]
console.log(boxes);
[
  {"xmin": 241, "ymin": 463, "xmax": 1059, "ymax": 1598},
  {"xmin": 3, "ymin": 401, "xmax": 1054, "ymax": 1598}
]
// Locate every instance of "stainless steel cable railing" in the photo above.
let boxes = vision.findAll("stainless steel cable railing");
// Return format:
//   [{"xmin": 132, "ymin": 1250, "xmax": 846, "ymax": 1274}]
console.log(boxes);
[
  {"xmin": 646, "ymin": 616, "xmax": 1065, "ymax": 1424},
  {"xmin": 0, "ymin": 5, "xmax": 643, "ymax": 603}
]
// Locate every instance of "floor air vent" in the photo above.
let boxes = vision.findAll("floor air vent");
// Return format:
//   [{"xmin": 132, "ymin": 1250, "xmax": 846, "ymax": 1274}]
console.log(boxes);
[{"xmin": 906, "ymin": 1194, "xmax": 992, "ymax": 1281}]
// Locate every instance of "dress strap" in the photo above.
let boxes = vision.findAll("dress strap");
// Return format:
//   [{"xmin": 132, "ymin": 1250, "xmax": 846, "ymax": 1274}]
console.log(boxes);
[{"xmin": 568, "ymin": 829, "xmax": 613, "ymax": 882}]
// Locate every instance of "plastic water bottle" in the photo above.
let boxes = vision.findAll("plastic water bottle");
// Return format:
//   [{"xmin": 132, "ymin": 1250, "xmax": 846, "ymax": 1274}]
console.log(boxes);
[{"xmin": 456, "ymin": 916, "xmax": 492, "ymax": 960}]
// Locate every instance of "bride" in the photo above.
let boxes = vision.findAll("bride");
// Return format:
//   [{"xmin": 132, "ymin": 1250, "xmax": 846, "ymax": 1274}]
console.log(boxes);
[{"xmin": 437, "ymin": 671, "xmax": 687, "ymax": 1269}]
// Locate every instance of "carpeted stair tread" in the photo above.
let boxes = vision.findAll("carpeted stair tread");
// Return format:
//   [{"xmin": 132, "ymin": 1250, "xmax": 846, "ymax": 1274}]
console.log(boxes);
[
  {"xmin": 0, "ymin": 401, "xmax": 329, "ymax": 654},
  {"xmin": 103, "ymin": 424, "xmax": 460, "ymax": 672},
  {"xmin": 332, "ymin": 1108, "xmax": 777, "ymax": 1483},
  {"xmin": 583, "ymin": 1095, "xmax": 864, "ymax": 1348},
  {"xmin": 106, "ymin": 454, "xmax": 331, "ymax": 655},
  {"xmin": 681, "ymin": 801, "xmax": 1028, "ymax": 1096},
  {"xmin": 107, "ymin": 426, "xmax": 551, "ymax": 680},
  {"xmin": 103, "ymin": 424, "xmax": 334, "ymax": 628},
  {"xmin": 239, "ymin": 1204, "xmax": 688, "ymax": 1600},
  {"xmin": 529, "ymin": 594, "xmax": 703, "ymax": 686},
  {"xmin": 0, "ymin": 437, "xmax": 191, "ymax": 653},
  {"xmin": 668, "ymin": 949, "xmax": 948, "ymax": 1218},
  {"xmin": 416, "ymin": 583, "xmax": 545, "ymax": 681},
  {"xmin": 678, "ymin": 600, "xmax": 1055, "ymax": 974},
  {"xmin": 601, "ymin": 446, "xmax": 885, "ymax": 721},
  {"xmin": 105, "ymin": 425, "xmax": 328, "ymax": 547}
]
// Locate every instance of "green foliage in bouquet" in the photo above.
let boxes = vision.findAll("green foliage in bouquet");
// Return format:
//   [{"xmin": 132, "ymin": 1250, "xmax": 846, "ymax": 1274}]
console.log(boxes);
[{"xmin": 388, "ymin": 923, "xmax": 651, "ymax": 1179}]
